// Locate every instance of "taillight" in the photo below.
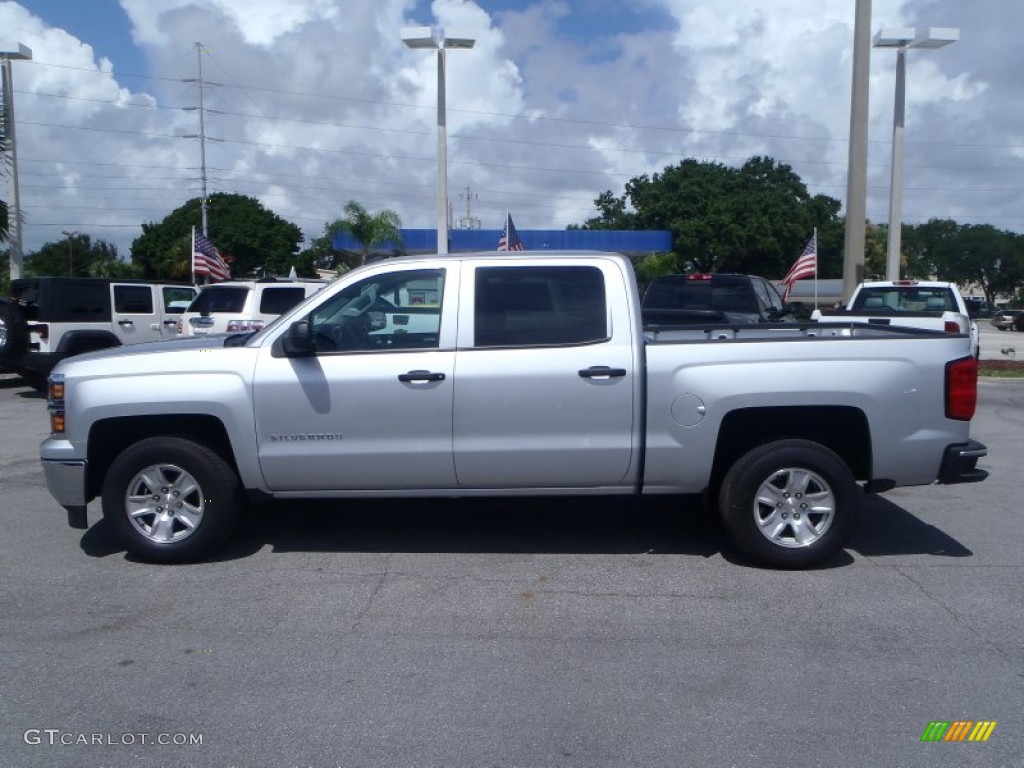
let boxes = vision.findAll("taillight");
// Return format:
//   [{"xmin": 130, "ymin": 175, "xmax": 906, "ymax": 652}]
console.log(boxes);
[
  {"xmin": 226, "ymin": 319, "xmax": 265, "ymax": 333},
  {"xmin": 945, "ymin": 356, "xmax": 977, "ymax": 421},
  {"xmin": 943, "ymin": 320, "xmax": 960, "ymax": 334},
  {"xmin": 31, "ymin": 323, "xmax": 49, "ymax": 340}
]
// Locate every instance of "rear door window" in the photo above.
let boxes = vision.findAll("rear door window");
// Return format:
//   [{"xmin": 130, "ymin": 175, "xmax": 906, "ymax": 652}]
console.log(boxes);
[
  {"xmin": 259, "ymin": 287, "xmax": 307, "ymax": 315},
  {"xmin": 474, "ymin": 266, "xmax": 607, "ymax": 347},
  {"xmin": 113, "ymin": 285, "xmax": 155, "ymax": 314},
  {"xmin": 189, "ymin": 287, "xmax": 249, "ymax": 313}
]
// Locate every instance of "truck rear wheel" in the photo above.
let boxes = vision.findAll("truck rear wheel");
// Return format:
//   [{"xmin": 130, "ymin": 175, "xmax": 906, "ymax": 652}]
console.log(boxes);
[
  {"xmin": 719, "ymin": 439, "xmax": 858, "ymax": 569},
  {"xmin": 102, "ymin": 436, "xmax": 240, "ymax": 563}
]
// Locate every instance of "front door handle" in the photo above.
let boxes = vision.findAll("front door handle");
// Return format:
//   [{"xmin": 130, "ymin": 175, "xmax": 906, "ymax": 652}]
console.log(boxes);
[
  {"xmin": 118, "ymin": 319, "xmax": 134, "ymax": 326},
  {"xmin": 398, "ymin": 370, "xmax": 446, "ymax": 383},
  {"xmin": 578, "ymin": 366, "xmax": 627, "ymax": 379}
]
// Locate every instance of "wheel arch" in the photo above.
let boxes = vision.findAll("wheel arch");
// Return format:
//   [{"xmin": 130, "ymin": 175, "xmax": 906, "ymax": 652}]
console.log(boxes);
[
  {"xmin": 710, "ymin": 405, "xmax": 871, "ymax": 493},
  {"xmin": 56, "ymin": 330, "xmax": 122, "ymax": 359},
  {"xmin": 86, "ymin": 415, "xmax": 238, "ymax": 501}
]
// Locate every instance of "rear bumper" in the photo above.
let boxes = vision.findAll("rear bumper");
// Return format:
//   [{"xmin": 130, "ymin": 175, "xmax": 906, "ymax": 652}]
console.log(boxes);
[
  {"xmin": 938, "ymin": 439, "xmax": 988, "ymax": 485},
  {"xmin": 22, "ymin": 351, "xmax": 59, "ymax": 374}
]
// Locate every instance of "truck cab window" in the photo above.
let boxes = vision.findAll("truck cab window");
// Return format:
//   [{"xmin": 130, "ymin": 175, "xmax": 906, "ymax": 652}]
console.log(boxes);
[
  {"xmin": 474, "ymin": 266, "xmax": 607, "ymax": 347},
  {"xmin": 309, "ymin": 269, "xmax": 444, "ymax": 352}
]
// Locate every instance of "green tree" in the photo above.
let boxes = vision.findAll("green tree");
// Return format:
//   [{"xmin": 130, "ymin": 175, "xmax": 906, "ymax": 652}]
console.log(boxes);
[
  {"xmin": 902, "ymin": 219, "xmax": 1024, "ymax": 303},
  {"xmin": 299, "ymin": 219, "xmax": 355, "ymax": 274},
  {"xmin": 335, "ymin": 201, "xmax": 402, "ymax": 265},
  {"xmin": 130, "ymin": 193, "xmax": 302, "ymax": 279},
  {"xmin": 577, "ymin": 157, "xmax": 843, "ymax": 279},
  {"xmin": 24, "ymin": 234, "xmax": 132, "ymax": 278}
]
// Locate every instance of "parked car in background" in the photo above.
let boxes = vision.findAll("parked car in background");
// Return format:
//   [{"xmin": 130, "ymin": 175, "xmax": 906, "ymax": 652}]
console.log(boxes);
[
  {"xmin": 641, "ymin": 273, "xmax": 795, "ymax": 326},
  {"xmin": 812, "ymin": 279, "xmax": 979, "ymax": 358},
  {"xmin": 179, "ymin": 277, "xmax": 329, "ymax": 337},
  {"xmin": 990, "ymin": 309, "xmax": 1022, "ymax": 331},
  {"xmin": 0, "ymin": 278, "xmax": 196, "ymax": 390}
]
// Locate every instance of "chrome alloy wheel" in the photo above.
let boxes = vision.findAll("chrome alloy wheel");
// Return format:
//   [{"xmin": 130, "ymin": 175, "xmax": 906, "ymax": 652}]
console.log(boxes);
[
  {"xmin": 125, "ymin": 463, "xmax": 205, "ymax": 544},
  {"xmin": 753, "ymin": 467, "xmax": 836, "ymax": 549}
]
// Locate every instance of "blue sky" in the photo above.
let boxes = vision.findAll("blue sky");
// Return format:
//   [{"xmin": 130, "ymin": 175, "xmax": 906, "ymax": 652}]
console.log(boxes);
[
  {"xmin": 23, "ymin": 0, "xmax": 148, "ymax": 74},
  {"xmin": 3, "ymin": 0, "xmax": 1020, "ymax": 258}
]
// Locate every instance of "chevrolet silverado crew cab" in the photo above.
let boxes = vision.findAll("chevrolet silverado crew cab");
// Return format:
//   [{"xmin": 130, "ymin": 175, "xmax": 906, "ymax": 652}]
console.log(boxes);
[
  {"xmin": 812, "ymin": 279, "xmax": 979, "ymax": 358},
  {"xmin": 40, "ymin": 252, "xmax": 988, "ymax": 568},
  {"xmin": 1, "ymin": 277, "xmax": 196, "ymax": 390}
]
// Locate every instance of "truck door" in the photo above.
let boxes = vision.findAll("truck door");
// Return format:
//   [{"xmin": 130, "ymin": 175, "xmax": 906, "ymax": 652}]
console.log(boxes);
[
  {"xmin": 252, "ymin": 265, "xmax": 458, "ymax": 491},
  {"xmin": 160, "ymin": 285, "xmax": 197, "ymax": 338},
  {"xmin": 110, "ymin": 284, "xmax": 164, "ymax": 344},
  {"xmin": 453, "ymin": 261, "xmax": 637, "ymax": 488}
]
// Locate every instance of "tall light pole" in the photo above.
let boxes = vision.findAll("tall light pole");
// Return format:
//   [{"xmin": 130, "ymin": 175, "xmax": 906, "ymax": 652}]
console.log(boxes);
[
  {"xmin": 62, "ymin": 230, "xmax": 78, "ymax": 276},
  {"xmin": 874, "ymin": 27, "xmax": 958, "ymax": 280},
  {"xmin": 842, "ymin": 0, "xmax": 872, "ymax": 304},
  {"xmin": 401, "ymin": 26, "xmax": 475, "ymax": 255},
  {"xmin": 1, "ymin": 42, "xmax": 32, "ymax": 281}
]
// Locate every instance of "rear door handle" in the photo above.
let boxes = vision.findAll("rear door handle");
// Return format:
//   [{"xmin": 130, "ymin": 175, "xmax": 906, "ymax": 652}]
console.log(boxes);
[
  {"xmin": 578, "ymin": 366, "xmax": 627, "ymax": 379},
  {"xmin": 117, "ymin": 319, "xmax": 134, "ymax": 326},
  {"xmin": 163, "ymin": 319, "xmax": 179, "ymax": 326},
  {"xmin": 398, "ymin": 370, "xmax": 446, "ymax": 383}
]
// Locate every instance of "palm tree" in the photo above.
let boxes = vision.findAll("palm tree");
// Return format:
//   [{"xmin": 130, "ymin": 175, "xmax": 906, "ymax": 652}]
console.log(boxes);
[{"xmin": 337, "ymin": 200, "xmax": 402, "ymax": 265}]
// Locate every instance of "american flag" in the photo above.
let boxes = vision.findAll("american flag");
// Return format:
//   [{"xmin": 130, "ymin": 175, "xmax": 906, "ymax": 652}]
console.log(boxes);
[
  {"xmin": 497, "ymin": 213, "xmax": 525, "ymax": 251},
  {"xmin": 193, "ymin": 231, "xmax": 231, "ymax": 281},
  {"xmin": 781, "ymin": 233, "xmax": 817, "ymax": 301}
]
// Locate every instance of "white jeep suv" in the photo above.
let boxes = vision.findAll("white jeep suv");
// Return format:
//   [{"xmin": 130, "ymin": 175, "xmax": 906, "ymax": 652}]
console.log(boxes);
[{"xmin": 180, "ymin": 278, "xmax": 329, "ymax": 337}]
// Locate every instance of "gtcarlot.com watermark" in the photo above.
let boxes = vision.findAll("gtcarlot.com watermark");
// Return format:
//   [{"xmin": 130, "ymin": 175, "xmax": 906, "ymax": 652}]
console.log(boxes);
[{"xmin": 24, "ymin": 729, "xmax": 203, "ymax": 747}]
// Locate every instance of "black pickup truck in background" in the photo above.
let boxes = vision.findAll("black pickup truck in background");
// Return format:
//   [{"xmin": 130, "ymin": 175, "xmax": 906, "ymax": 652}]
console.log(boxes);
[{"xmin": 641, "ymin": 272, "xmax": 796, "ymax": 326}]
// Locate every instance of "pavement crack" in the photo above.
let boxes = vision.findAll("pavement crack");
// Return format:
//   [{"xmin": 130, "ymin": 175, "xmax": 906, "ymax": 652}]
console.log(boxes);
[
  {"xmin": 893, "ymin": 565, "xmax": 1010, "ymax": 659},
  {"xmin": 350, "ymin": 553, "xmax": 392, "ymax": 633}
]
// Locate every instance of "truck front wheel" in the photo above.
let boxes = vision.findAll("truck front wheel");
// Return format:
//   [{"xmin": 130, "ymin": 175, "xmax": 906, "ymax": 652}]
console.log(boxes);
[
  {"xmin": 719, "ymin": 439, "xmax": 858, "ymax": 569},
  {"xmin": 102, "ymin": 436, "xmax": 240, "ymax": 563}
]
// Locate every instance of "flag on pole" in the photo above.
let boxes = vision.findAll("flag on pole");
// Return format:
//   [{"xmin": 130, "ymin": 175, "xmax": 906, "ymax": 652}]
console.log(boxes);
[
  {"xmin": 192, "ymin": 230, "xmax": 231, "ymax": 281},
  {"xmin": 781, "ymin": 232, "xmax": 817, "ymax": 302},
  {"xmin": 497, "ymin": 213, "xmax": 525, "ymax": 251}
]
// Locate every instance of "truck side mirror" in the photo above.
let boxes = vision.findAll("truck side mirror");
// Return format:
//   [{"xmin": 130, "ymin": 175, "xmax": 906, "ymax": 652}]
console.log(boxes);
[{"xmin": 281, "ymin": 320, "xmax": 315, "ymax": 357}]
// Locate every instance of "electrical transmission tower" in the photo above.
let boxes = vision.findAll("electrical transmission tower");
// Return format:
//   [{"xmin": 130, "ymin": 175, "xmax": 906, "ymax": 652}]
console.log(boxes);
[{"xmin": 182, "ymin": 42, "xmax": 221, "ymax": 236}]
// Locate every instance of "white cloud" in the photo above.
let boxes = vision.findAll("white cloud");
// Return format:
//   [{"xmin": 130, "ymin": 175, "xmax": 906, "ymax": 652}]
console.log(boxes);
[{"xmin": 2, "ymin": 0, "xmax": 1022, "ymax": 261}]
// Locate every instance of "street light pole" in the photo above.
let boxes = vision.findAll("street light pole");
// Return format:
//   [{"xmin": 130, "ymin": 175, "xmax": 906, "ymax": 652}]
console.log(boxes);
[
  {"xmin": 1, "ymin": 42, "xmax": 33, "ymax": 282},
  {"xmin": 874, "ymin": 27, "xmax": 959, "ymax": 280},
  {"xmin": 62, "ymin": 230, "xmax": 78, "ymax": 276},
  {"xmin": 401, "ymin": 27, "xmax": 475, "ymax": 256},
  {"xmin": 842, "ymin": 0, "xmax": 872, "ymax": 304}
]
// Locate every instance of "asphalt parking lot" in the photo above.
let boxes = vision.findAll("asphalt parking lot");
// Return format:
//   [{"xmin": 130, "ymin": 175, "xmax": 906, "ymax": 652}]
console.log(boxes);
[{"xmin": 0, "ymin": 363, "xmax": 1021, "ymax": 768}]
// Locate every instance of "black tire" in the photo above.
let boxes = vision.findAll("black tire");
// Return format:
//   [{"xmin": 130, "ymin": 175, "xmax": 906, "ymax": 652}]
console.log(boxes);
[
  {"xmin": 102, "ymin": 436, "xmax": 241, "ymax": 563},
  {"xmin": 719, "ymin": 439, "xmax": 858, "ymax": 569},
  {"xmin": 21, "ymin": 370, "xmax": 49, "ymax": 392}
]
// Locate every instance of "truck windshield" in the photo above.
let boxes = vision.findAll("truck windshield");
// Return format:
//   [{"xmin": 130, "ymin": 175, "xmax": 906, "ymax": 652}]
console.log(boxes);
[
  {"xmin": 187, "ymin": 287, "xmax": 249, "ymax": 314},
  {"xmin": 644, "ymin": 277, "xmax": 757, "ymax": 314},
  {"xmin": 852, "ymin": 287, "xmax": 956, "ymax": 312}
]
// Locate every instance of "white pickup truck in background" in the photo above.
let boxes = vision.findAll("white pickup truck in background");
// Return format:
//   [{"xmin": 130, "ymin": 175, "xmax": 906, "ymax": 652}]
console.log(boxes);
[{"xmin": 811, "ymin": 280, "xmax": 980, "ymax": 358}]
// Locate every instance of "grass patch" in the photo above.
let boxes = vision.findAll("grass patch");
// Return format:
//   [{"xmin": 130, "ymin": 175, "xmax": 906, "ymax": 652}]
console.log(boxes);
[{"xmin": 979, "ymin": 359, "xmax": 1024, "ymax": 377}]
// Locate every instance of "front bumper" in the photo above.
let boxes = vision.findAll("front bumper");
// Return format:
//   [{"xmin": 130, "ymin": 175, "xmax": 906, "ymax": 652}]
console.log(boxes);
[
  {"xmin": 938, "ymin": 439, "xmax": 988, "ymax": 485},
  {"xmin": 41, "ymin": 457, "xmax": 89, "ymax": 529}
]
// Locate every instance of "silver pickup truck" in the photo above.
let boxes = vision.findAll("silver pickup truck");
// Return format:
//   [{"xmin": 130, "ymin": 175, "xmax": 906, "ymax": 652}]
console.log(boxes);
[{"xmin": 40, "ymin": 252, "xmax": 988, "ymax": 568}]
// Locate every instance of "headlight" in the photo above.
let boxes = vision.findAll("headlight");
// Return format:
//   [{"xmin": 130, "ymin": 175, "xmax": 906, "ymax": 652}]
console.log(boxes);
[{"xmin": 48, "ymin": 373, "xmax": 66, "ymax": 434}]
